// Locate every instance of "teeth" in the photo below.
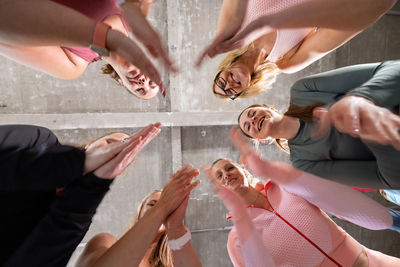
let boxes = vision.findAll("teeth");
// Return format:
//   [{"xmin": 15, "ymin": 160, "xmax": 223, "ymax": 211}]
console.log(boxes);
[{"xmin": 258, "ymin": 118, "xmax": 264, "ymax": 131}]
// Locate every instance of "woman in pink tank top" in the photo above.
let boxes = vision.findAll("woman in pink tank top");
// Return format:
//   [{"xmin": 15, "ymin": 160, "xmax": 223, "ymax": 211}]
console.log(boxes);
[
  {"xmin": 205, "ymin": 128, "xmax": 400, "ymax": 266},
  {"xmin": 0, "ymin": 0, "xmax": 172, "ymax": 99},
  {"xmin": 201, "ymin": 0, "xmax": 397, "ymax": 100}
]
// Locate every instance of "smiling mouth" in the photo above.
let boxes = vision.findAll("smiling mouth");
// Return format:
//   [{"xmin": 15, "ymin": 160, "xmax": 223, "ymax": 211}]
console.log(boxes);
[
  {"xmin": 226, "ymin": 178, "xmax": 237, "ymax": 186},
  {"xmin": 258, "ymin": 117, "xmax": 265, "ymax": 132}
]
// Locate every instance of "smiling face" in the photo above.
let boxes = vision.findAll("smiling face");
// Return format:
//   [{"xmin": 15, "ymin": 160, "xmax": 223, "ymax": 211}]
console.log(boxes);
[
  {"xmin": 110, "ymin": 56, "xmax": 159, "ymax": 100},
  {"xmin": 238, "ymin": 106, "xmax": 283, "ymax": 139},
  {"xmin": 213, "ymin": 62, "xmax": 251, "ymax": 99},
  {"xmin": 211, "ymin": 159, "xmax": 248, "ymax": 191}
]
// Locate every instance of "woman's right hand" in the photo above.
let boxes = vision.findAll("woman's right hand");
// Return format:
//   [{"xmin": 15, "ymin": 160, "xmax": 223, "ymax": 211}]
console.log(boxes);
[
  {"xmin": 156, "ymin": 164, "xmax": 200, "ymax": 219},
  {"xmin": 196, "ymin": 0, "xmax": 248, "ymax": 66}
]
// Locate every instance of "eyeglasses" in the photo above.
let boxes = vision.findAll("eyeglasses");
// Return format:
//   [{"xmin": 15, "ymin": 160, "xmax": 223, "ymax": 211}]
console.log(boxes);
[{"xmin": 213, "ymin": 71, "xmax": 242, "ymax": 100}]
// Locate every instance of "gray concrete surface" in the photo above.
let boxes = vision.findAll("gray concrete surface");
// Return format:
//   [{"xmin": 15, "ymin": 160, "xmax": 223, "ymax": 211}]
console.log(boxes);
[{"xmin": 0, "ymin": 1, "xmax": 399, "ymax": 267}]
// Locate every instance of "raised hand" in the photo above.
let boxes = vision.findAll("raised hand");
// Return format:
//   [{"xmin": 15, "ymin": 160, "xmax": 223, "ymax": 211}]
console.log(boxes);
[
  {"xmin": 121, "ymin": 2, "xmax": 177, "ymax": 72},
  {"xmin": 195, "ymin": 0, "xmax": 248, "ymax": 67},
  {"xmin": 217, "ymin": 17, "xmax": 274, "ymax": 54},
  {"xmin": 156, "ymin": 164, "xmax": 200, "ymax": 218},
  {"xmin": 312, "ymin": 96, "xmax": 400, "ymax": 150},
  {"xmin": 106, "ymin": 29, "xmax": 167, "ymax": 97},
  {"xmin": 93, "ymin": 123, "xmax": 162, "ymax": 179}
]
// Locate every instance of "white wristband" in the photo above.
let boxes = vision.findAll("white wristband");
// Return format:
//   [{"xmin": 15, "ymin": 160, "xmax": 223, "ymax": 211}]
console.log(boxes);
[{"xmin": 167, "ymin": 227, "xmax": 191, "ymax": 251}]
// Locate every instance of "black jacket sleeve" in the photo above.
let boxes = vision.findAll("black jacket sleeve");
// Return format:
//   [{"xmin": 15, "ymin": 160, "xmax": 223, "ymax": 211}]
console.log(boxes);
[
  {"xmin": 3, "ymin": 173, "xmax": 113, "ymax": 267},
  {"xmin": 0, "ymin": 125, "xmax": 85, "ymax": 191}
]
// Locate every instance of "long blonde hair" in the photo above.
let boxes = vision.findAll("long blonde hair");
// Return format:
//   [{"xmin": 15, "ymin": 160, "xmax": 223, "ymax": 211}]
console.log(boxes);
[
  {"xmin": 130, "ymin": 190, "xmax": 174, "ymax": 267},
  {"xmin": 213, "ymin": 44, "xmax": 279, "ymax": 99}
]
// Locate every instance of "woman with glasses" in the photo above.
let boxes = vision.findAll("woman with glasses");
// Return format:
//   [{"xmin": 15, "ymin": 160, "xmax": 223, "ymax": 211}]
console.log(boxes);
[
  {"xmin": 206, "ymin": 128, "xmax": 400, "ymax": 267},
  {"xmin": 199, "ymin": 0, "xmax": 396, "ymax": 100},
  {"xmin": 0, "ymin": 0, "xmax": 173, "ymax": 99},
  {"xmin": 237, "ymin": 60, "xmax": 400, "ymax": 190},
  {"xmin": 75, "ymin": 165, "xmax": 202, "ymax": 267}
]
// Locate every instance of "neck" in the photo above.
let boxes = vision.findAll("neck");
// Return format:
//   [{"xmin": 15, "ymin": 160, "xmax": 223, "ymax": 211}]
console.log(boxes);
[
  {"xmin": 270, "ymin": 115, "xmax": 300, "ymax": 140},
  {"xmin": 237, "ymin": 186, "xmax": 267, "ymax": 208}
]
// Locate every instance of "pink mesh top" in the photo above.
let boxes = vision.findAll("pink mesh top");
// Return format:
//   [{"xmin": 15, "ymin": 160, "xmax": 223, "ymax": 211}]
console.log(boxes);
[
  {"xmin": 51, "ymin": 0, "xmax": 128, "ymax": 62},
  {"xmin": 221, "ymin": 152, "xmax": 396, "ymax": 267},
  {"xmin": 239, "ymin": 0, "xmax": 313, "ymax": 62}
]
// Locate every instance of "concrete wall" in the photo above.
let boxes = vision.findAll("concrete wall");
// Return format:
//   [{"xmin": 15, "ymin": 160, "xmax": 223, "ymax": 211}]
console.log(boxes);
[{"xmin": 0, "ymin": 1, "xmax": 399, "ymax": 267}]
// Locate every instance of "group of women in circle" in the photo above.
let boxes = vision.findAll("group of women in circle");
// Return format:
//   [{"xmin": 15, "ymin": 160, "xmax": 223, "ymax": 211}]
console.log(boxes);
[{"xmin": 1, "ymin": 0, "xmax": 400, "ymax": 266}]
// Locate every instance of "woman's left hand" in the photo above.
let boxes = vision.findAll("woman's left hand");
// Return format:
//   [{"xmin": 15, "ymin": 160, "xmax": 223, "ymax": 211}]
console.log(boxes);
[{"xmin": 93, "ymin": 123, "xmax": 161, "ymax": 179}]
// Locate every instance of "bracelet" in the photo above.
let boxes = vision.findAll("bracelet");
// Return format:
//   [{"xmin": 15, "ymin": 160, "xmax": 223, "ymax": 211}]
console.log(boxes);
[{"xmin": 167, "ymin": 227, "xmax": 191, "ymax": 251}]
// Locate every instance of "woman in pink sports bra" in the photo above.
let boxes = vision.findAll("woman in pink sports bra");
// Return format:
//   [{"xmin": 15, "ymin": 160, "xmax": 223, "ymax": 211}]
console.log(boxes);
[
  {"xmin": 200, "ymin": 0, "xmax": 397, "ymax": 100},
  {"xmin": 0, "ymin": 0, "xmax": 172, "ymax": 99},
  {"xmin": 206, "ymin": 128, "xmax": 400, "ymax": 267}
]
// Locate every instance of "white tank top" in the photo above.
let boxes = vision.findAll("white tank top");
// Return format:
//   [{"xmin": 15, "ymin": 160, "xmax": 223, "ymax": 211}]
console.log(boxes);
[{"xmin": 239, "ymin": 0, "xmax": 313, "ymax": 62}]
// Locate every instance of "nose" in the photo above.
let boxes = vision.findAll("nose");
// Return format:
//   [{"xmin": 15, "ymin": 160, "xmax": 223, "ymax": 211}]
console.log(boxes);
[{"xmin": 251, "ymin": 116, "xmax": 257, "ymax": 126}]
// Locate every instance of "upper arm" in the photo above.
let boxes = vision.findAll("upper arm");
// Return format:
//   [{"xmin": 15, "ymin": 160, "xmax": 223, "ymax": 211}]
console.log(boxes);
[
  {"xmin": 227, "ymin": 231, "xmax": 245, "ymax": 267},
  {"xmin": 0, "ymin": 43, "xmax": 88, "ymax": 79},
  {"xmin": 278, "ymin": 28, "xmax": 360, "ymax": 73},
  {"xmin": 292, "ymin": 159, "xmax": 383, "ymax": 189}
]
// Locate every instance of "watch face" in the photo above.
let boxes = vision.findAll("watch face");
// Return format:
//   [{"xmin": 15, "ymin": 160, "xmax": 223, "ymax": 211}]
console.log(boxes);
[{"xmin": 90, "ymin": 44, "xmax": 110, "ymax": 57}]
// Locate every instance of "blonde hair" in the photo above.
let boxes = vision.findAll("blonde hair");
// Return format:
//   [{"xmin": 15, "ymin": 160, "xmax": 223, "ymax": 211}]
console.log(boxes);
[
  {"xmin": 101, "ymin": 64, "xmax": 121, "ymax": 84},
  {"xmin": 237, "ymin": 104, "xmax": 290, "ymax": 153},
  {"xmin": 213, "ymin": 44, "xmax": 279, "ymax": 99},
  {"xmin": 130, "ymin": 190, "xmax": 174, "ymax": 267}
]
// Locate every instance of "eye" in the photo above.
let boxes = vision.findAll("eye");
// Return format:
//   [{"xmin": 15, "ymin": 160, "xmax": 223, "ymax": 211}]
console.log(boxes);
[
  {"xmin": 227, "ymin": 166, "xmax": 234, "ymax": 171},
  {"xmin": 251, "ymin": 110, "xmax": 256, "ymax": 117},
  {"xmin": 135, "ymin": 88, "xmax": 146, "ymax": 96},
  {"xmin": 149, "ymin": 81, "xmax": 157, "ymax": 89}
]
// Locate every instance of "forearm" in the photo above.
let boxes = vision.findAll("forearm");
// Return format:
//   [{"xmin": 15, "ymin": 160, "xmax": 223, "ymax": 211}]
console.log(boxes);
[
  {"xmin": 0, "ymin": 125, "xmax": 85, "ymax": 191},
  {"xmin": 216, "ymin": 0, "xmax": 248, "ymax": 35},
  {"xmin": 263, "ymin": 0, "xmax": 395, "ymax": 31},
  {"xmin": 347, "ymin": 60, "xmax": 400, "ymax": 108},
  {"xmin": 1, "ymin": 145, "xmax": 85, "ymax": 191},
  {"xmin": 246, "ymin": 153, "xmax": 393, "ymax": 230},
  {"xmin": 92, "ymin": 206, "xmax": 166, "ymax": 267},
  {"xmin": 4, "ymin": 173, "xmax": 112, "ymax": 267},
  {"xmin": 0, "ymin": 0, "xmax": 95, "ymax": 46},
  {"xmin": 283, "ymin": 172, "xmax": 393, "ymax": 230},
  {"xmin": 167, "ymin": 225, "xmax": 202, "ymax": 267}
]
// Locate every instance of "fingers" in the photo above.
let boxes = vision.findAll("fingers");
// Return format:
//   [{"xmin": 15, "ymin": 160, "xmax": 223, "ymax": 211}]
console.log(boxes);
[
  {"xmin": 195, "ymin": 35, "xmax": 227, "ymax": 67},
  {"xmin": 229, "ymin": 127, "xmax": 253, "ymax": 156},
  {"xmin": 172, "ymin": 163, "xmax": 194, "ymax": 179},
  {"xmin": 202, "ymin": 164, "xmax": 222, "ymax": 192}
]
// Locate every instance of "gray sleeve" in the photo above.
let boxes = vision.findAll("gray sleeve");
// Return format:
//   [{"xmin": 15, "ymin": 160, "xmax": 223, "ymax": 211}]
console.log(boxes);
[
  {"xmin": 347, "ymin": 60, "xmax": 400, "ymax": 108},
  {"xmin": 291, "ymin": 159, "xmax": 388, "ymax": 189},
  {"xmin": 289, "ymin": 62, "xmax": 384, "ymax": 107}
]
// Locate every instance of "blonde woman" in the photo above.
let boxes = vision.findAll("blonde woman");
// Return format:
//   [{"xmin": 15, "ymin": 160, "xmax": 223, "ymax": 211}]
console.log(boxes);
[
  {"xmin": 75, "ymin": 164, "xmax": 202, "ymax": 267},
  {"xmin": 198, "ymin": 0, "xmax": 397, "ymax": 100},
  {"xmin": 205, "ymin": 128, "xmax": 400, "ymax": 267}
]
